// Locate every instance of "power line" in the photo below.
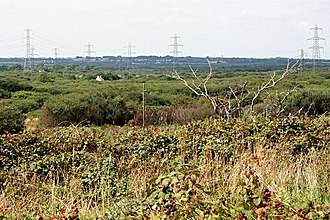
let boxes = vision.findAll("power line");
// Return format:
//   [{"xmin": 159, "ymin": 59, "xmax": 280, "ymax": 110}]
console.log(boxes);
[
  {"xmin": 308, "ymin": 24, "xmax": 325, "ymax": 70},
  {"xmin": 33, "ymin": 39, "xmax": 59, "ymax": 56},
  {"xmin": 34, "ymin": 33, "xmax": 82, "ymax": 56}
]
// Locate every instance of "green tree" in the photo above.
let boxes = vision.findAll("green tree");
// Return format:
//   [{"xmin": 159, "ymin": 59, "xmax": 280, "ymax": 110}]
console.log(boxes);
[
  {"xmin": 35, "ymin": 64, "xmax": 50, "ymax": 73},
  {"xmin": 0, "ymin": 65, "xmax": 8, "ymax": 72},
  {"xmin": 9, "ymin": 64, "xmax": 23, "ymax": 71},
  {"xmin": 37, "ymin": 73, "xmax": 54, "ymax": 83},
  {"xmin": 83, "ymin": 64, "xmax": 99, "ymax": 72},
  {"xmin": 64, "ymin": 64, "xmax": 82, "ymax": 73},
  {"xmin": 51, "ymin": 64, "xmax": 65, "ymax": 73}
]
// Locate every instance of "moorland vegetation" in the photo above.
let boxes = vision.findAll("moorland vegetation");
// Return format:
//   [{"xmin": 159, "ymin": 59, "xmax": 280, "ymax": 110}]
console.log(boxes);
[{"xmin": 0, "ymin": 63, "xmax": 330, "ymax": 219}]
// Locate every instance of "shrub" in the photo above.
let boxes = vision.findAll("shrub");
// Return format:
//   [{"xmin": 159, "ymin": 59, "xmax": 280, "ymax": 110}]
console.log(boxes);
[
  {"xmin": 0, "ymin": 64, "xmax": 22, "ymax": 72},
  {"xmin": 64, "ymin": 64, "xmax": 82, "ymax": 73},
  {"xmin": 84, "ymin": 71, "xmax": 120, "ymax": 81},
  {"xmin": 0, "ymin": 89, "xmax": 11, "ymax": 99},
  {"xmin": 40, "ymin": 93, "xmax": 132, "ymax": 127},
  {"xmin": 0, "ymin": 102, "xmax": 25, "ymax": 134},
  {"xmin": 12, "ymin": 99, "xmax": 40, "ymax": 114},
  {"xmin": 130, "ymin": 104, "xmax": 213, "ymax": 125},
  {"xmin": 37, "ymin": 73, "xmax": 55, "ymax": 83},
  {"xmin": 286, "ymin": 90, "xmax": 330, "ymax": 115},
  {"xmin": 0, "ymin": 79, "xmax": 32, "ymax": 92}
]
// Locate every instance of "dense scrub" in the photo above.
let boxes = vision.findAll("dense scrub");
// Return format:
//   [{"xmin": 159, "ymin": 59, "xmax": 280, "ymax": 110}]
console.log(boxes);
[
  {"xmin": 1, "ymin": 69, "xmax": 330, "ymax": 129},
  {"xmin": 0, "ymin": 102, "xmax": 25, "ymax": 134},
  {"xmin": 1, "ymin": 116, "xmax": 329, "ymax": 219},
  {"xmin": 40, "ymin": 93, "xmax": 132, "ymax": 127}
]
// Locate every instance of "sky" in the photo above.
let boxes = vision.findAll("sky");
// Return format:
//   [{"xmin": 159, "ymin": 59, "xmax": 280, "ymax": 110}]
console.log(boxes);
[{"xmin": 0, "ymin": 0, "xmax": 329, "ymax": 58}]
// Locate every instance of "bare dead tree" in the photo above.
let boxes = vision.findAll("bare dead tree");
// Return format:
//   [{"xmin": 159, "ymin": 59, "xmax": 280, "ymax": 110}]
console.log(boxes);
[
  {"xmin": 263, "ymin": 87, "xmax": 297, "ymax": 117},
  {"xmin": 250, "ymin": 59, "xmax": 300, "ymax": 113},
  {"xmin": 170, "ymin": 59, "xmax": 300, "ymax": 119},
  {"xmin": 170, "ymin": 60, "xmax": 231, "ymax": 118},
  {"xmin": 228, "ymin": 82, "xmax": 248, "ymax": 117}
]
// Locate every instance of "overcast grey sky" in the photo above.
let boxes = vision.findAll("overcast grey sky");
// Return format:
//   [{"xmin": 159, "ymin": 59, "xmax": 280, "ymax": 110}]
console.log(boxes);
[{"xmin": 0, "ymin": 0, "xmax": 329, "ymax": 58}]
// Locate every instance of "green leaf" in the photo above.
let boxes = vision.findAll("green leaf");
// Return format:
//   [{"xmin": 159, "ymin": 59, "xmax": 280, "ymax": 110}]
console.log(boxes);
[
  {"xmin": 162, "ymin": 178, "xmax": 170, "ymax": 187},
  {"xmin": 253, "ymin": 197, "xmax": 262, "ymax": 207}
]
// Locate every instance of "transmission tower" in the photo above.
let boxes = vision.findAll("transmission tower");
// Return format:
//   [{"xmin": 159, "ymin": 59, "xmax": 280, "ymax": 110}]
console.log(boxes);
[
  {"xmin": 23, "ymin": 29, "xmax": 34, "ymax": 71},
  {"xmin": 117, "ymin": 56, "xmax": 123, "ymax": 71},
  {"xmin": 125, "ymin": 42, "xmax": 135, "ymax": 70},
  {"xmin": 84, "ymin": 43, "xmax": 95, "ymax": 61},
  {"xmin": 127, "ymin": 42, "xmax": 135, "ymax": 58},
  {"xmin": 31, "ymin": 47, "xmax": 37, "ymax": 60},
  {"xmin": 297, "ymin": 49, "xmax": 307, "ymax": 73},
  {"xmin": 308, "ymin": 25, "xmax": 325, "ymax": 70},
  {"xmin": 54, "ymin": 48, "xmax": 59, "ymax": 63},
  {"xmin": 169, "ymin": 34, "xmax": 183, "ymax": 57}
]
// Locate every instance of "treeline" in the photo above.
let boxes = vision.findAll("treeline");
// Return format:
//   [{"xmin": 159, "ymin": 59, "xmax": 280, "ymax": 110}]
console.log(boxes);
[
  {"xmin": 0, "ymin": 64, "xmax": 22, "ymax": 71},
  {"xmin": 0, "ymin": 63, "xmax": 118, "ymax": 74}
]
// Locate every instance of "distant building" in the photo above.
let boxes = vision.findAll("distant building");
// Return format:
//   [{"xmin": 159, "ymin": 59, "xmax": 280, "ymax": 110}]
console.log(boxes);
[{"xmin": 96, "ymin": 75, "xmax": 104, "ymax": 81}]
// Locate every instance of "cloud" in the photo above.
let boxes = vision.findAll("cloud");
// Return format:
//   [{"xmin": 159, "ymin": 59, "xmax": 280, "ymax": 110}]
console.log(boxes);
[
  {"xmin": 295, "ymin": 21, "xmax": 310, "ymax": 31},
  {"xmin": 160, "ymin": 8, "xmax": 195, "ymax": 26},
  {"xmin": 238, "ymin": 8, "xmax": 296, "ymax": 21},
  {"xmin": 312, "ymin": 0, "xmax": 323, "ymax": 9}
]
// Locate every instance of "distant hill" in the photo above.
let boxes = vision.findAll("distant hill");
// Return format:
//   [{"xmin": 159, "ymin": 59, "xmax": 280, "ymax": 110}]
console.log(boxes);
[{"xmin": 1, "ymin": 56, "xmax": 329, "ymax": 72}]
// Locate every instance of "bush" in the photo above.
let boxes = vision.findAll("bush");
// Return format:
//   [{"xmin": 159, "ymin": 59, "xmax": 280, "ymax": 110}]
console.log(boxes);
[
  {"xmin": 0, "ymin": 103, "xmax": 25, "ymax": 134},
  {"xmin": 0, "ymin": 64, "xmax": 22, "ymax": 72},
  {"xmin": 84, "ymin": 71, "xmax": 120, "ymax": 81},
  {"xmin": 130, "ymin": 104, "xmax": 213, "ymax": 125},
  {"xmin": 37, "ymin": 73, "xmax": 54, "ymax": 83},
  {"xmin": 12, "ymin": 99, "xmax": 40, "ymax": 114},
  {"xmin": 40, "ymin": 93, "xmax": 132, "ymax": 127},
  {"xmin": 0, "ymin": 89, "xmax": 11, "ymax": 99},
  {"xmin": 0, "ymin": 79, "xmax": 33, "ymax": 92},
  {"xmin": 286, "ymin": 90, "xmax": 330, "ymax": 115}
]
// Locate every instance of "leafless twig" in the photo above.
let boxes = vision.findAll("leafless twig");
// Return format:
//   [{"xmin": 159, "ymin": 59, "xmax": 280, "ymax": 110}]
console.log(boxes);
[
  {"xmin": 170, "ymin": 58, "xmax": 300, "ymax": 119},
  {"xmin": 250, "ymin": 59, "xmax": 300, "ymax": 112},
  {"xmin": 170, "ymin": 60, "xmax": 230, "ymax": 118}
]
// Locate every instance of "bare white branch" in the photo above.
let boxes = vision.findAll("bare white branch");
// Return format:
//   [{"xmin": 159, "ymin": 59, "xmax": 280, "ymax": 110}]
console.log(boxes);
[
  {"xmin": 250, "ymin": 59, "xmax": 299, "ymax": 112},
  {"xmin": 170, "ymin": 58, "xmax": 300, "ymax": 120}
]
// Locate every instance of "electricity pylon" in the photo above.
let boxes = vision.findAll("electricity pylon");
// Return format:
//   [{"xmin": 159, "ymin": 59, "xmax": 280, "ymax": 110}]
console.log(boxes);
[
  {"xmin": 169, "ymin": 34, "xmax": 183, "ymax": 68},
  {"xmin": 84, "ymin": 43, "xmax": 95, "ymax": 61},
  {"xmin": 169, "ymin": 34, "xmax": 183, "ymax": 57},
  {"xmin": 297, "ymin": 49, "xmax": 307, "ymax": 73},
  {"xmin": 125, "ymin": 42, "xmax": 135, "ymax": 70},
  {"xmin": 54, "ymin": 48, "xmax": 59, "ymax": 63},
  {"xmin": 23, "ymin": 29, "xmax": 33, "ymax": 72},
  {"xmin": 308, "ymin": 25, "xmax": 325, "ymax": 71}
]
